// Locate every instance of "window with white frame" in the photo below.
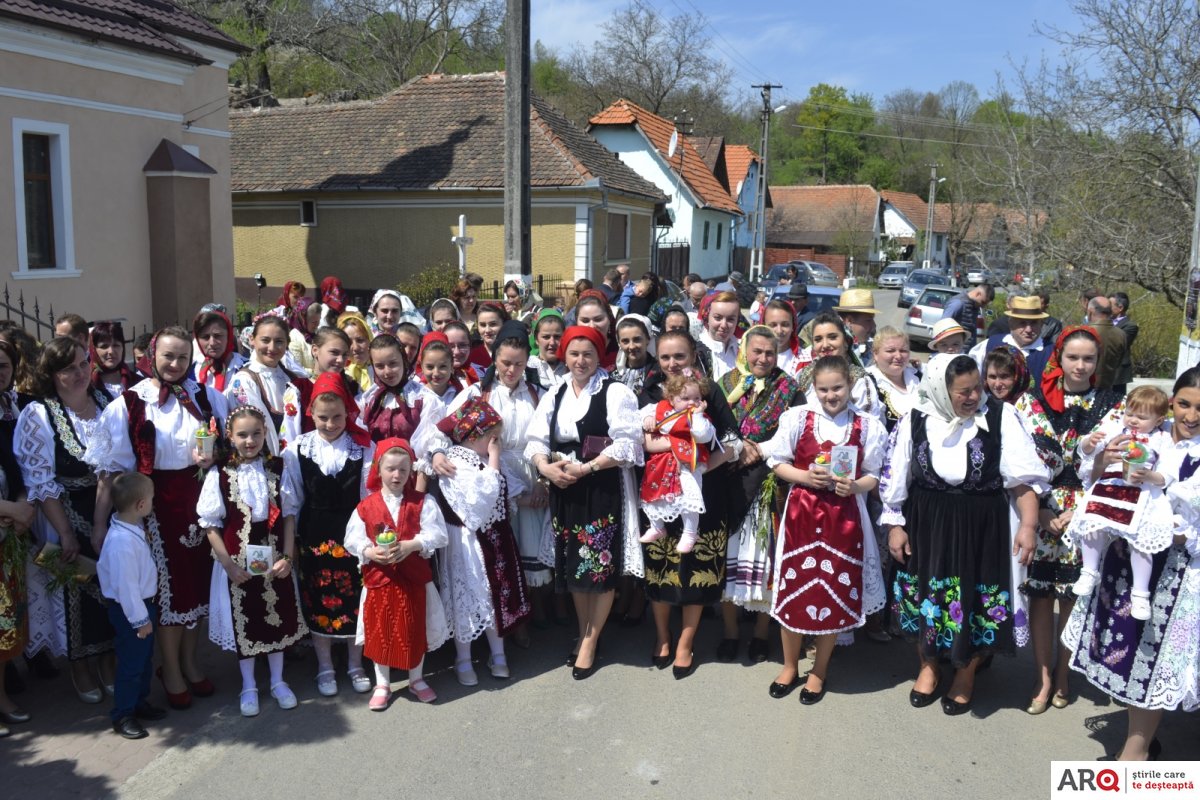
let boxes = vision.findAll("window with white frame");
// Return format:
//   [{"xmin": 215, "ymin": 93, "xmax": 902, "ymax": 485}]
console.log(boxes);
[
  {"xmin": 11, "ymin": 119, "xmax": 76, "ymax": 276},
  {"xmin": 606, "ymin": 211, "xmax": 628, "ymax": 260},
  {"xmin": 300, "ymin": 199, "xmax": 317, "ymax": 226}
]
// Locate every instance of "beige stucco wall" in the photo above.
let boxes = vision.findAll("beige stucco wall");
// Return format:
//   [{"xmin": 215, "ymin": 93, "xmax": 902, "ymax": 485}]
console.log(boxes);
[
  {"xmin": 0, "ymin": 41, "xmax": 237, "ymax": 333},
  {"xmin": 234, "ymin": 195, "xmax": 581, "ymax": 290},
  {"xmin": 588, "ymin": 206, "xmax": 653, "ymax": 282}
]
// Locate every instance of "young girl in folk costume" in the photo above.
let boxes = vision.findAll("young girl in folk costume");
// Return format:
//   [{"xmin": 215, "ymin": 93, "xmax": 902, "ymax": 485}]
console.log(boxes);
[
  {"xmin": 193, "ymin": 309, "xmax": 246, "ymax": 394},
  {"xmin": 85, "ymin": 327, "xmax": 228, "ymax": 709},
  {"xmin": 337, "ymin": 312, "xmax": 374, "ymax": 394},
  {"xmin": 1069, "ymin": 386, "xmax": 1174, "ymax": 619},
  {"xmin": 90, "ymin": 322, "xmax": 138, "ymax": 402},
  {"xmin": 469, "ymin": 302, "xmax": 509, "ymax": 369},
  {"xmin": 443, "ymin": 321, "xmax": 483, "ymax": 389},
  {"xmin": 310, "ymin": 327, "xmax": 358, "ymax": 398},
  {"xmin": 17, "ymin": 338, "xmax": 116, "ymax": 703},
  {"xmin": 281, "ymin": 372, "xmax": 374, "ymax": 697},
  {"xmin": 427, "ymin": 298, "xmax": 460, "ymax": 333},
  {"xmin": 433, "ymin": 397, "xmax": 530, "ymax": 685},
  {"xmin": 200, "ymin": 406, "xmax": 306, "ymax": 717},
  {"xmin": 639, "ymin": 373, "xmax": 716, "ymax": 554},
  {"xmin": 287, "ymin": 298, "xmax": 321, "ymax": 375},
  {"xmin": 225, "ymin": 314, "xmax": 314, "ymax": 451},
  {"xmin": 612, "ymin": 315, "xmax": 655, "ymax": 396},
  {"xmin": 345, "ymin": 438, "xmax": 450, "ymax": 709},
  {"xmin": 758, "ymin": 356, "xmax": 887, "ymax": 704},
  {"xmin": 405, "ymin": 333, "xmax": 459, "ymax": 409},
  {"xmin": 359, "ymin": 334, "xmax": 443, "ymax": 452},
  {"xmin": 527, "ymin": 309, "xmax": 567, "ymax": 391}
]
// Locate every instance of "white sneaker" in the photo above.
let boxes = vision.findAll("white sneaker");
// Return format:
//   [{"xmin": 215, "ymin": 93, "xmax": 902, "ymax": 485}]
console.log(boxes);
[
  {"xmin": 1072, "ymin": 569, "xmax": 1100, "ymax": 597},
  {"xmin": 677, "ymin": 530, "xmax": 699, "ymax": 554},
  {"xmin": 239, "ymin": 688, "xmax": 259, "ymax": 717},
  {"xmin": 1130, "ymin": 590, "xmax": 1152, "ymax": 621},
  {"xmin": 315, "ymin": 670, "xmax": 338, "ymax": 697}
]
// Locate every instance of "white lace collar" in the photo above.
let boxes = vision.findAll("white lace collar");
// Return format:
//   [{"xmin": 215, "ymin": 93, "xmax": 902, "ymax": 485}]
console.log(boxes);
[
  {"xmin": 699, "ymin": 330, "xmax": 737, "ymax": 357},
  {"xmin": 565, "ymin": 370, "xmax": 608, "ymax": 398},
  {"xmin": 297, "ymin": 431, "xmax": 363, "ymax": 459},
  {"xmin": 231, "ymin": 460, "xmax": 271, "ymax": 520},
  {"xmin": 249, "ymin": 355, "xmax": 288, "ymax": 381}
]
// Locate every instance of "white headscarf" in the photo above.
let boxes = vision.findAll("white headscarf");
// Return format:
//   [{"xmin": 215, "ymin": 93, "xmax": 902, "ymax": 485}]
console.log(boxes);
[
  {"xmin": 614, "ymin": 313, "xmax": 657, "ymax": 369},
  {"xmin": 915, "ymin": 353, "xmax": 987, "ymax": 444}
]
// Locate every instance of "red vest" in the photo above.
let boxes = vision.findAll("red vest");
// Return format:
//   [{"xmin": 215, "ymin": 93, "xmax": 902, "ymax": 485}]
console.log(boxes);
[
  {"xmin": 355, "ymin": 491, "xmax": 431, "ymax": 589},
  {"xmin": 655, "ymin": 400, "xmax": 709, "ymax": 471}
]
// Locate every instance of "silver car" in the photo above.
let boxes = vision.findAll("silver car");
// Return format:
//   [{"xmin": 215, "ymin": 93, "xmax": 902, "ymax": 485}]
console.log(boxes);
[
  {"xmin": 877, "ymin": 264, "xmax": 909, "ymax": 289},
  {"xmin": 898, "ymin": 269, "xmax": 950, "ymax": 308},
  {"xmin": 904, "ymin": 286, "xmax": 961, "ymax": 346},
  {"xmin": 791, "ymin": 260, "xmax": 841, "ymax": 287}
]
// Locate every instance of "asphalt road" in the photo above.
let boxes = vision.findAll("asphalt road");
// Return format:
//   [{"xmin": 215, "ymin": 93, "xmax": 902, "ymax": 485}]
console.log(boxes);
[{"xmin": 111, "ymin": 613, "xmax": 1197, "ymax": 800}]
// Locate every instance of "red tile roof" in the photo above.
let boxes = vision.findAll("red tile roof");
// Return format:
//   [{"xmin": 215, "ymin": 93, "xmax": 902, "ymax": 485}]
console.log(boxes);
[
  {"xmin": 589, "ymin": 99, "xmax": 742, "ymax": 215},
  {"xmin": 723, "ymin": 145, "xmax": 758, "ymax": 197},
  {"xmin": 880, "ymin": 190, "xmax": 944, "ymax": 233},
  {"xmin": 230, "ymin": 73, "xmax": 663, "ymax": 201},
  {"xmin": 0, "ymin": 0, "xmax": 244, "ymax": 63},
  {"xmin": 766, "ymin": 184, "xmax": 879, "ymax": 247}
]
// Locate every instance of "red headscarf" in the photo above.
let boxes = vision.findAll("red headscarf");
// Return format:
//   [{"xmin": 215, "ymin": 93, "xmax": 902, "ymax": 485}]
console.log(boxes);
[
  {"xmin": 290, "ymin": 297, "xmax": 316, "ymax": 343},
  {"xmin": 1039, "ymin": 325, "xmax": 1101, "ymax": 413},
  {"xmin": 138, "ymin": 330, "xmax": 206, "ymax": 420},
  {"xmin": 309, "ymin": 370, "xmax": 370, "ymax": 445},
  {"xmin": 436, "ymin": 396, "xmax": 502, "ymax": 444},
  {"xmin": 557, "ymin": 325, "xmax": 607, "ymax": 364},
  {"xmin": 772, "ymin": 300, "xmax": 801, "ymax": 356},
  {"xmin": 276, "ymin": 280, "xmax": 306, "ymax": 309},
  {"xmin": 366, "ymin": 437, "xmax": 417, "ymax": 494},
  {"xmin": 320, "ymin": 277, "xmax": 345, "ymax": 315},
  {"xmin": 194, "ymin": 310, "xmax": 236, "ymax": 392},
  {"xmin": 414, "ymin": 331, "xmax": 447, "ymax": 384},
  {"xmin": 88, "ymin": 320, "xmax": 136, "ymax": 396}
]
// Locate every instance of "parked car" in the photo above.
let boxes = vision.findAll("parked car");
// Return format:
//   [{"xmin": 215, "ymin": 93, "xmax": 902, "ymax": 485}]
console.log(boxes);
[
  {"xmin": 967, "ymin": 266, "xmax": 997, "ymax": 285},
  {"xmin": 898, "ymin": 269, "xmax": 951, "ymax": 308},
  {"xmin": 769, "ymin": 285, "xmax": 842, "ymax": 317},
  {"xmin": 904, "ymin": 286, "xmax": 961, "ymax": 346},
  {"xmin": 877, "ymin": 263, "xmax": 910, "ymax": 289},
  {"xmin": 791, "ymin": 260, "xmax": 841, "ymax": 287},
  {"xmin": 758, "ymin": 263, "xmax": 796, "ymax": 292}
]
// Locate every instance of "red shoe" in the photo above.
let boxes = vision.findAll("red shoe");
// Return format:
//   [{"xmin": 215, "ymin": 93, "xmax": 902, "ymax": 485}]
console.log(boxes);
[
  {"xmin": 187, "ymin": 677, "xmax": 216, "ymax": 698},
  {"xmin": 156, "ymin": 667, "xmax": 192, "ymax": 710}
]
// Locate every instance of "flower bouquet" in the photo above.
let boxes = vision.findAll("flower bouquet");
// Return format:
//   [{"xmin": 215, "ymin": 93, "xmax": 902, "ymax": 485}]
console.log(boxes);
[
  {"xmin": 1122, "ymin": 439, "xmax": 1153, "ymax": 482},
  {"xmin": 34, "ymin": 543, "xmax": 97, "ymax": 591},
  {"xmin": 195, "ymin": 417, "xmax": 218, "ymax": 459}
]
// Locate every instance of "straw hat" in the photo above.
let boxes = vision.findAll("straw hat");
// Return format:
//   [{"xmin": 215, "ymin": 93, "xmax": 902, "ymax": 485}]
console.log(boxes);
[
  {"xmin": 1006, "ymin": 295, "xmax": 1049, "ymax": 320},
  {"xmin": 929, "ymin": 318, "xmax": 968, "ymax": 349},
  {"xmin": 833, "ymin": 288, "xmax": 877, "ymax": 315}
]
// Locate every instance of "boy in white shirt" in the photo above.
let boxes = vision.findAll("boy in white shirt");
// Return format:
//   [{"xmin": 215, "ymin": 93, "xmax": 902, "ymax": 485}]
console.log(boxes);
[{"xmin": 97, "ymin": 472, "xmax": 165, "ymax": 739}]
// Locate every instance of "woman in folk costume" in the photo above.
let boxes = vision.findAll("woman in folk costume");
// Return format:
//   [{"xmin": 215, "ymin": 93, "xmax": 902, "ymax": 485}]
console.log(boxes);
[
  {"xmin": 193, "ymin": 309, "xmax": 247, "ymax": 394},
  {"xmin": 404, "ymin": 332, "xmax": 459, "ymax": 410},
  {"xmin": 200, "ymin": 405, "xmax": 306, "ymax": 717},
  {"xmin": 527, "ymin": 309, "xmax": 567, "ymax": 391},
  {"xmin": 337, "ymin": 311, "xmax": 375, "ymax": 394},
  {"xmin": 433, "ymin": 397, "xmax": 530, "ymax": 686},
  {"xmin": 280, "ymin": 371, "xmax": 375, "ymax": 697},
  {"xmin": 287, "ymin": 297, "xmax": 321, "ymax": 375},
  {"xmin": 638, "ymin": 372, "xmax": 715, "ymax": 554},
  {"xmin": 89, "ymin": 322, "xmax": 138, "ymax": 403},
  {"xmin": 345, "ymin": 437, "xmax": 450, "ymax": 709},
  {"xmin": 762, "ymin": 300, "xmax": 805, "ymax": 379},
  {"xmin": 85, "ymin": 327, "xmax": 228, "ymax": 709},
  {"xmin": 318, "ymin": 276, "xmax": 346, "ymax": 326},
  {"xmin": 358, "ymin": 334, "xmax": 443, "ymax": 454},
  {"xmin": 225, "ymin": 314, "xmax": 315, "ymax": 451}
]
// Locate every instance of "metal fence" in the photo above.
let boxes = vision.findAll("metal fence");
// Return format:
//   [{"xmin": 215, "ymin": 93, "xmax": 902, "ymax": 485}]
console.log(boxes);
[
  {"xmin": 399, "ymin": 274, "xmax": 575, "ymax": 311},
  {"xmin": 0, "ymin": 284, "xmax": 153, "ymax": 345}
]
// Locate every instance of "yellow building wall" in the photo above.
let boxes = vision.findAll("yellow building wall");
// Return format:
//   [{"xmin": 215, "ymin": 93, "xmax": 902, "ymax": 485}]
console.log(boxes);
[{"xmin": 233, "ymin": 197, "xmax": 578, "ymax": 291}]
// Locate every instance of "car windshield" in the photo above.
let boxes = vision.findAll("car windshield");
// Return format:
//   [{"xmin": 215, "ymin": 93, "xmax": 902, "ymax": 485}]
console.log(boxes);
[
  {"xmin": 766, "ymin": 265, "xmax": 789, "ymax": 280},
  {"xmin": 918, "ymin": 289, "xmax": 957, "ymax": 309},
  {"xmin": 909, "ymin": 273, "xmax": 936, "ymax": 285},
  {"xmin": 883, "ymin": 266, "xmax": 906, "ymax": 275}
]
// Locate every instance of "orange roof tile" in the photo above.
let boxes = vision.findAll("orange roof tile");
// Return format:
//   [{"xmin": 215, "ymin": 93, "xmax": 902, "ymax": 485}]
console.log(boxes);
[
  {"xmin": 723, "ymin": 145, "xmax": 759, "ymax": 197},
  {"xmin": 767, "ymin": 184, "xmax": 879, "ymax": 247},
  {"xmin": 589, "ymin": 99, "xmax": 742, "ymax": 215},
  {"xmin": 880, "ymin": 190, "xmax": 938, "ymax": 232}
]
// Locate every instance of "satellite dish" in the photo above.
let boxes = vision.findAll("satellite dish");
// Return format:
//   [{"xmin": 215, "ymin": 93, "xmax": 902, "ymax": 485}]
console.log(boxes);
[
  {"xmin": 736, "ymin": 180, "xmax": 744, "ymax": 196},
  {"xmin": 668, "ymin": 130, "xmax": 678, "ymax": 158}
]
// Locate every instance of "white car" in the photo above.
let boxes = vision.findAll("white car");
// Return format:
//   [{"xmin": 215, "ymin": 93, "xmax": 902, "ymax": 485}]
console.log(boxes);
[
  {"xmin": 877, "ymin": 264, "xmax": 909, "ymax": 289},
  {"xmin": 904, "ymin": 286, "xmax": 962, "ymax": 346}
]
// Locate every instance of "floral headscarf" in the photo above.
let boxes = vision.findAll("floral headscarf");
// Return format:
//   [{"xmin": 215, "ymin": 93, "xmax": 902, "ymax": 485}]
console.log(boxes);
[
  {"xmin": 89, "ymin": 320, "xmax": 136, "ymax": 396},
  {"xmin": 1040, "ymin": 325, "xmax": 1100, "ymax": 414},
  {"xmin": 320, "ymin": 277, "xmax": 346, "ymax": 315},
  {"xmin": 987, "ymin": 344, "xmax": 1031, "ymax": 405},
  {"xmin": 193, "ymin": 311, "xmax": 236, "ymax": 392},
  {"xmin": 290, "ymin": 297, "xmax": 316, "ymax": 343},
  {"xmin": 435, "ymin": 395, "xmax": 501, "ymax": 444},
  {"xmin": 724, "ymin": 325, "xmax": 775, "ymax": 404},
  {"xmin": 276, "ymin": 280, "xmax": 306, "ymax": 309},
  {"xmin": 138, "ymin": 330, "xmax": 205, "ymax": 420}
]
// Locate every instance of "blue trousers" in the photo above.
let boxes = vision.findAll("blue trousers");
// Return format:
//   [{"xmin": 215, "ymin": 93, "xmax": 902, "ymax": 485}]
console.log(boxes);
[{"xmin": 106, "ymin": 601, "xmax": 157, "ymax": 723}]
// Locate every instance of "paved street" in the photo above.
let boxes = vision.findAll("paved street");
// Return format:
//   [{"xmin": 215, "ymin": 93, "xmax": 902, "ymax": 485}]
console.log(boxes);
[{"xmin": 5, "ymin": 607, "xmax": 1198, "ymax": 799}]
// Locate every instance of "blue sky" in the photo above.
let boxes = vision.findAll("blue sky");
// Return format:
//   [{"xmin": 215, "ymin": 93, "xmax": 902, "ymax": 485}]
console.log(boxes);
[{"xmin": 531, "ymin": 0, "xmax": 1082, "ymax": 107}]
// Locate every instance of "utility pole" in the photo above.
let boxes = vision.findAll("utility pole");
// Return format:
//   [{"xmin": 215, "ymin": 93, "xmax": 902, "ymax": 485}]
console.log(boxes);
[
  {"xmin": 751, "ymin": 83, "xmax": 782, "ymax": 282},
  {"xmin": 503, "ymin": 0, "xmax": 531, "ymax": 288},
  {"xmin": 924, "ymin": 164, "xmax": 941, "ymax": 270}
]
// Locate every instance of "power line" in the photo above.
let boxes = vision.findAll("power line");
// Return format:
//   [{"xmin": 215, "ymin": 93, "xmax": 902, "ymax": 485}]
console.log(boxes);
[
  {"xmin": 787, "ymin": 122, "xmax": 1011, "ymax": 150},
  {"xmin": 669, "ymin": 0, "xmax": 773, "ymax": 84}
]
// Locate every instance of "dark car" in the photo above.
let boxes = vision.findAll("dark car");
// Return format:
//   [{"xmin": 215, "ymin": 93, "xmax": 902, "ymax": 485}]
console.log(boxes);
[
  {"xmin": 759, "ymin": 263, "xmax": 798, "ymax": 292},
  {"xmin": 769, "ymin": 284, "xmax": 842, "ymax": 317}
]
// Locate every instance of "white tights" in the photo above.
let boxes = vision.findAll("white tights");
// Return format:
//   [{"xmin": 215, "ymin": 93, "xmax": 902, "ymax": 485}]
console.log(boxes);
[
  {"xmin": 1081, "ymin": 535, "xmax": 1154, "ymax": 595},
  {"xmin": 239, "ymin": 651, "xmax": 285, "ymax": 691},
  {"xmin": 312, "ymin": 636, "xmax": 365, "ymax": 675},
  {"xmin": 454, "ymin": 626, "xmax": 505, "ymax": 664},
  {"xmin": 374, "ymin": 658, "xmax": 426, "ymax": 688}
]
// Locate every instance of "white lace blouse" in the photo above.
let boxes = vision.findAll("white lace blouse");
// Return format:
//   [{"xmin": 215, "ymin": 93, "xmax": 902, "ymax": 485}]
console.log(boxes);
[
  {"xmin": 16, "ymin": 399, "xmax": 103, "ymax": 502},
  {"xmin": 1163, "ymin": 427, "xmax": 1200, "ymax": 558},
  {"xmin": 197, "ymin": 461, "xmax": 272, "ymax": 528},
  {"xmin": 521, "ymin": 371, "xmax": 643, "ymax": 467},
  {"xmin": 867, "ymin": 365, "xmax": 922, "ymax": 419},
  {"xmin": 401, "ymin": 379, "xmax": 457, "ymax": 414},
  {"xmin": 356, "ymin": 383, "xmax": 446, "ymax": 458},
  {"xmin": 85, "ymin": 379, "xmax": 228, "ymax": 474},
  {"xmin": 344, "ymin": 491, "xmax": 448, "ymax": 564},
  {"xmin": 528, "ymin": 356, "xmax": 567, "ymax": 391},
  {"xmin": 759, "ymin": 406, "xmax": 887, "ymax": 476},
  {"xmin": 224, "ymin": 359, "xmax": 305, "ymax": 447},
  {"xmin": 878, "ymin": 402, "xmax": 1052, "ymax": 527},
  {"xmin": 279, "ymin": 431, "xmax": 374, "ymax": 518},
  {"xmin": 435, "ymin": 380, "xmax": 541, "ymax": 494},
  {"xmin": 440, "ymin": 447, "xmax": 507, "ymax": 532},
  {"xmin": 193, "ymin": 352, "xmax": 248, "ymax": 391}
]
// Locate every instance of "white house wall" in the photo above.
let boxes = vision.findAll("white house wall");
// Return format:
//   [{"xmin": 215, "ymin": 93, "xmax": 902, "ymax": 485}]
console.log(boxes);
[
  {"xmin": 882, "ymin": 205, "xmax": 917, "ymax": 239},
  {"xmin": 690, "ymin": 207, "xmax": 733, "ymax": 277}
]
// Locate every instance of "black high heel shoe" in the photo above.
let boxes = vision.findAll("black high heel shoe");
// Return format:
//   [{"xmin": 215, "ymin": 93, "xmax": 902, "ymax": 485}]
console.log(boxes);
[
  {"xmin": 672, "ymin": 654, "xmax": 696, "ymax": 680},
  {"xmin": 651, "ymin": 647, "xmax": 671, "ymax": 670}
]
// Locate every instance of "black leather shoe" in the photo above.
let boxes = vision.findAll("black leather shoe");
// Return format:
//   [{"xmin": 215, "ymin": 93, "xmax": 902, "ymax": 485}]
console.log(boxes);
[
  {"xmin": 672, "ymin": 657, "xmax": 696, "ymax": 680},
  {"xmin": 768, "ymin": 677, "xmax": 800, "ymax": 699},
  {"xmin": 941, "ymin": 695, "xmax": 972, "ymax": 716},
  {"xmin": 715, "ymin": 638, "xmax": 738, "ymax": 663},
  {"xmin": 910, "ymin": 683, "xmax": 941, "ymax": 708},
  {"xmin": 571, "ymin": 663, "xmax": 597, "ymax": 681},
  {"xmin": 134, "ymin": 702, "xmax": 167, "ymax": 721},
  {"xmin": 651, "ymin": 651, "xmax": 671, "ymax": 670},
  {"xmin": 112, "ymin": 716, "xmax": 148, "ymax": 740},
  {"xmin": 799, "ymin": 685, "xmax": 827, "ymax": 705},
  {"xmin": 747, "ymin": 638, "xmax": 769, "ymax": 663}
]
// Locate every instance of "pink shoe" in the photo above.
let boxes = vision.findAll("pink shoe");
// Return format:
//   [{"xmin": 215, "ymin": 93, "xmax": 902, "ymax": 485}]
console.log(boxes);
[
  {"xmin": 407, "ymin": 679, "xmax": 437, "ymax": 704},
  {"xmin": 677, "ymin": 530, "xmax": 699, "ymax": 554},
  {"xmin": 639, "ymin": 527, "xmax": 666, "ymax": 544},
  {"xmin": 368, "ymin": 684, "xmax": 391, "ymax": 712}
]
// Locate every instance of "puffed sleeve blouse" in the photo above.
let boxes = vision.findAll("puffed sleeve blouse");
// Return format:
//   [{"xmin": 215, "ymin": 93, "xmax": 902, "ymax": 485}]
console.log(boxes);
[
  {"xmin": 196, "ymin": 461, "xmax": 272, "ymax": 529},
  {"xmin": 279, "ymin": 431, "xmax": 374, "ymax": 518},
  {"xmin": 522, "ymin": 371, "xmax": 643, "ymax": 467},
  {"xmin": 759, "ymin": 405, "xmax": 887, "ymax": 476},
  {"xmin": 878, "ymin": 402, "xmax": 1052, "ymax": 527}
]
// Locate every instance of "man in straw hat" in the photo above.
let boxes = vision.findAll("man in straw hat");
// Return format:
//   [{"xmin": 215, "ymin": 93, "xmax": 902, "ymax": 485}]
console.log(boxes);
[
  {"xmin": 968, "ymin": 295, "xmax": 1053, "ymax": 380},
  {"xmin": 834, "ymin": 288, "xmax": 878, "ymax": 367}
]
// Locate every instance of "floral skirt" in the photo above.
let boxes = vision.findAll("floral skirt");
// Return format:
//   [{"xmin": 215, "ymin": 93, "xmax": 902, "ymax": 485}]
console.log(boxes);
[
  {"xmin": 1024, "ymin": 485, "xmax": 1083, "ymax": 599},
  {"xmin": 1063, "ymin": 540, "xmax": 1199, "ymax": 711},
  {"xmin": 0, "ymin": 535, "xmax": 28, "ymax": 659},
  {"xmin": 550, "ymin": 467, "xmax": 623, "ymax": 593},
  {"xmin": 892, "ymin": 484, "xmax": 1015, "ymax": 667},
  {"xmin": 297, "ymin": 535, "xmax": 362, "ymax": 638},
  {"xmin": 643, "ymin": 464, "xmax": 731, "ymax": 606}
]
